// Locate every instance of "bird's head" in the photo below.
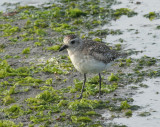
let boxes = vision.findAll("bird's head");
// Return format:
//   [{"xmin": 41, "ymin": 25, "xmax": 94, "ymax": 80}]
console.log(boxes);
[{"xmin": 59, "ymin": 35, "xmax": 82, "ymax": 52}]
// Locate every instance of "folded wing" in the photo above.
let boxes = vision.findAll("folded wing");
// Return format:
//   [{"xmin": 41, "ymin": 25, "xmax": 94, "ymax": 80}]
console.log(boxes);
[{"xmin": 82, "ymin": 40, "xmax": 119, "ymax": 64}]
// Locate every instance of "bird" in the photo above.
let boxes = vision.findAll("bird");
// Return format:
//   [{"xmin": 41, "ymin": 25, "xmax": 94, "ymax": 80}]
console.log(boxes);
[{"xmin": 59, "ymin": 34, "xmax": 120, "ymax": 99}]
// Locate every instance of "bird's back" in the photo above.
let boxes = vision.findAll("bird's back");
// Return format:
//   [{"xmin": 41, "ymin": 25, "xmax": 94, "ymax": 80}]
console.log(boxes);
[{"xmin": 80, "ymin": 40, "xmax": 119, "ymax": 64}]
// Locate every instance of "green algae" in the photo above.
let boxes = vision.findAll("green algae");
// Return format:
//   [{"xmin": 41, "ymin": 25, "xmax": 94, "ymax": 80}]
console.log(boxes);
[
  {"xmin": 68, "ymin": 99, "xmax": 106, "ymax": 111},
  {"xmin": 39, "ymin": 56, "xmax": 73, "ymax": 75},
  {"xmin": 144, "ymin": 12, "xmax": 160, "ymax": 20},
  {"xmin": 115, "ymin": 44, "xmax": 122, "ymax": 50},
  {"xmin": 2, "ymin": 95, "xmax": 15, "ymax": 105},
  {"xmin": 114, "ymin": 8, "xmax": 137, "ymax": 18},
  {"xmin": 0, "ymin": 120, "xmax": 23, "ymax": 127},
  {"xmin": 0, "ymin": 24, "xmax": 20, "ymax": 37},
  {"xmin": 27, "ymin": 90, "xmax": 61, "ymax": 105},
  {"xmin": 47, "ymin": 45, "xmax": 61, "ymax": 51},
  {"xmin": 57, "ymin": 100, "xmax": 69, "ymax": 107},
  {"xmin": 22, "ymin": 47, "xmax": 30, "ymax": 54},
  {"xmin": 108, "ymin": 73, "xmax": 119, "ymax": 81},
  {"xmin": 0, "ymin": 60, "xmax": 11, "ymax": 78},
  {"xmin": 120, "ymin": 101, "xmax": 131, "ymax": 110},
  {"xmin": 71, "ymin": 116, "xmax": 92, "ymax": 123},
  {"xmin": 45, "ymin": 78, "xmax": 53, "ymax": 85},
  {"xmin": 3, "ymin": 104, "xmax": 24, "ymax": 118},
  {"xmin": 34, "ymin": 19, "xmax": 49, "ymax": 28},
  {"xmin": 93, "ymin": 37, "xmax": 102, "ymax": 42},
  {"xmin": 138, "ymin": 112, "xmax": 151, "ymax": 117},
  {"xmin": 36, "ymin": 90, "xmax": 59, "ymax": 102},
  {"xmin": 0, "ymin": 44, "xmax": 5, "ymax": 53},
  {"xmin": 3, "ymin": 26, "xmax": 20, "ymax": 36},
  {"xmin": 157, "ymin": 25, "xmax": 160, "ymax": 29},
  {"xmin": 85, "ymin": 111, "xmax": 100, "ymax": 116},
  {"xmin": 4, "ymin": 85, "xmax": 17, "ymax": 95},
  {"xmin": 118, "ymin": 58, "xmax": 132, "ymax": 67},
  {"xmin": 34, "ymin": 42, "xmax": 42, "ymax": 46},
  {"xmin": 133, "ymin": 56, "xmax": 157, "ymax": 71},
  {"xmin": 125, "ymin": 110, "xmax": 132, "ymax": 117},
  {"xmin": 66, "ymin": 8, "xmax": 87, "ymax": 18}
]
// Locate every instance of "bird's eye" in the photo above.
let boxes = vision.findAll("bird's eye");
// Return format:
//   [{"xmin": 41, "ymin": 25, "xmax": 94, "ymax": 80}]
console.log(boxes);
[{"xmin": 71, "ymin": 40, "xmax": 75, "ymax": 44}]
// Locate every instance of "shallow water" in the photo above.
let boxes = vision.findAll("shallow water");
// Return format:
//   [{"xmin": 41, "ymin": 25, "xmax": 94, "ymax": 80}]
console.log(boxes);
[
  {"xmin": 102, "ymin": 0, "xmax": 160, "ymax": 126},
  {"xmin": 104, "ymin": 0, "xmax": 160, "ymax": 59},
  {"xmin": 0, "ymin": 0, "xmax": 51, "ymax": 11},
  {"xmin": 103, "ymin": 78, "xmax": 160, "ymax": 127}
]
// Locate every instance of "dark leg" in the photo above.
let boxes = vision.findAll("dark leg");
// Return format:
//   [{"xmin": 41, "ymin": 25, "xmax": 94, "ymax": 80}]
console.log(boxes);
[
  {"xmin": 77, "ymin": 73, "xmax": 86, "ymax": 99},
  {"xmin": 98, "ymin": 73, "xmax": 101, "ymax": 98}
]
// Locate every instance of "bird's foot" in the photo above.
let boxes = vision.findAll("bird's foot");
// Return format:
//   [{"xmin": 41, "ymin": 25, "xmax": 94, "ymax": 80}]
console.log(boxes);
[
  {"xmin": 96, "ymin": 95, "xmax": 101, "ymax": 99},
  {"xmin": 77, "ymin": 95, "xmax": 82, "ymax": 99},
  {"xmin": 96, "ymin": 93, "xmax": 102, "ymax": 99}
]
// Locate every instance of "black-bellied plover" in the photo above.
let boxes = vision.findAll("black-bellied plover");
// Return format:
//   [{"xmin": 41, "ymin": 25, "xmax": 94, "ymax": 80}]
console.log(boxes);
[{"xmin": 59, "ymin": 35, "xmax": 119, "ymax": 99}]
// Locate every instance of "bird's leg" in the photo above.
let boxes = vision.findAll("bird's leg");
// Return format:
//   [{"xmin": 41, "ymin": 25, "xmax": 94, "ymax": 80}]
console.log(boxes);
[
  {"xmin": 98, "ymin": 73, "xmax": 102, "ymax": 98},
  {"xmin": 77, "ymin": 73, "xmax": 86, "ymax": 99}
]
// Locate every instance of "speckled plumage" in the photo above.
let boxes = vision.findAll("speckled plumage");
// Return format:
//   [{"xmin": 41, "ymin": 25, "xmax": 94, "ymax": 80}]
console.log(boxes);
[{"xmin": 80, "ymin": 40, "xmax": 119, "ymax": 64}]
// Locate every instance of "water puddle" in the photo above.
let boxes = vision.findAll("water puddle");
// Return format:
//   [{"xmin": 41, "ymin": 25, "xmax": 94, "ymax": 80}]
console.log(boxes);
[
  {"xmin": 104, "ymin": 0, "xmax": 160, "ymax": 59},
  {"xmin": 102, "ymin": 0, "xmax": 160, "ymax": 126},
  {"xmin": 103, "ymin": 78, "xmax": 160, "ymax": 127},
  {"xmin": 0, "ymin": 0, "xmax": 52, "ymax": 11}
]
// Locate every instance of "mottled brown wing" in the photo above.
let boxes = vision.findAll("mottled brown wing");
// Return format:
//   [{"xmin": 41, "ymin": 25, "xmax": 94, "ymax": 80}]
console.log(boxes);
[{"xmin": 82, "ymin": 40, "xmax": 119, "ymax": 63}]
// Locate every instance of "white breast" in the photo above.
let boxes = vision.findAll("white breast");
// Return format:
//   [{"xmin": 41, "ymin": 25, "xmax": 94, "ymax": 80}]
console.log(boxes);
[{"xmin": 68, "ymin": 50, "xmax": 107, "ymax": 74}]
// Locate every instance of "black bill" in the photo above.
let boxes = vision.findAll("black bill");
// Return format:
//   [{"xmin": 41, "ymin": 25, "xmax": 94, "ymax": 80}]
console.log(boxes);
[{"xmin": 59, "ymin": 45, "xmax": 68, "ymax": 52}]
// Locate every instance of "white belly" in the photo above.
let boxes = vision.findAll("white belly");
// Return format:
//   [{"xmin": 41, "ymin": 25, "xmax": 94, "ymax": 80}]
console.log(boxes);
[{"xmin": 68, "ymin": 51, "xmax": 107, "ymax": 74}]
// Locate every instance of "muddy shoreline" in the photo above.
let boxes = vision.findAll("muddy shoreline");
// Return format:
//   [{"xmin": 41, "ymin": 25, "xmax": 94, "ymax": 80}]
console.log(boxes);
[{"xmin": 0, "ymin": 0, "xmax": 160, "ymax": 127}]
